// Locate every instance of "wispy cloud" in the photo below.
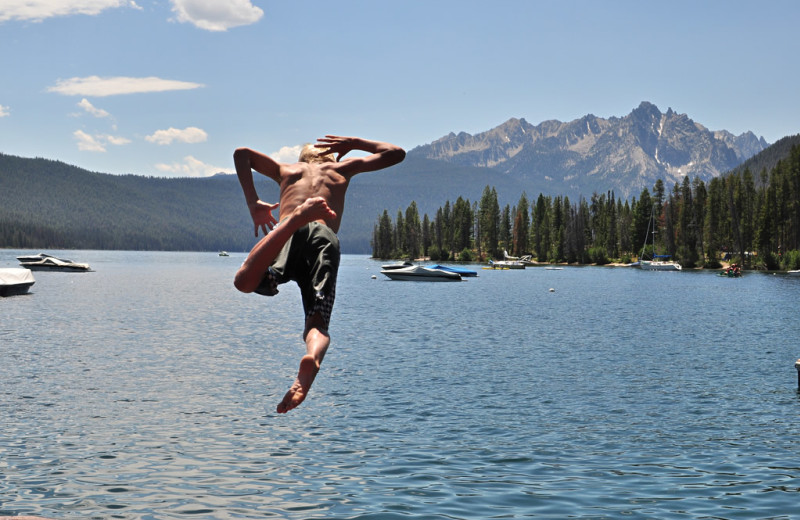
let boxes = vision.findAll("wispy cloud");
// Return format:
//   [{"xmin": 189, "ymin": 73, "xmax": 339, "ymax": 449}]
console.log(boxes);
[
  {"xmin": 48, "ymin": 76, "xmax": 204, "ymax": 97},
  {"xmin": 0, "ymin": 105, "xmax": 9, "ymax": 117},
  {"xmin": 77, "ymin": 98, "xmax": 110, "ymax": 118},
  {"xmin": 154, "ymin": 155, "xmax": 233, "ymax": 177},
  {"xmin": 145, "ymin": 126, "xmax": 208, "ymax": 145},
  {"xmin": 74, "ymin": 129, "xmax": 130, "ymax": 152},
  {"xmin": 170, "ymin": 0, "xmax": 263, "ymax": 32},
  {"xmin": 0, "ymin": 0, "xmax": 140, "ymax": 23}
]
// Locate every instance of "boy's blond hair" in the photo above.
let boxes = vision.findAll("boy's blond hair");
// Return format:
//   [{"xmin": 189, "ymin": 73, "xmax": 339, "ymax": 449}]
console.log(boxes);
[{"xmin": 299, "ymin": 144, "xmax": 335, "ymax": 164}]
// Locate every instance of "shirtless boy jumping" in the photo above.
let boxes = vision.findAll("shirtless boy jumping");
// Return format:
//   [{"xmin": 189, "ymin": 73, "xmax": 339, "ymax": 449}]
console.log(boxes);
[{"xmin": 232, "ymin": 135, "xmax": 405, "ymax": 413}]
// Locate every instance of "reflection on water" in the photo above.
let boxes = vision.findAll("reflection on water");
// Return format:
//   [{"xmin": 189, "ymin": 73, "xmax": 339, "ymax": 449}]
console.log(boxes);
[{"xmin": 2, "ymin": 251, "xmax": 800, "ymax": 519}]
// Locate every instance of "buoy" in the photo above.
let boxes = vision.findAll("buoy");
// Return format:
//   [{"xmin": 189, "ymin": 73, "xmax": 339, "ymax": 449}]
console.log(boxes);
[
  {"xmin": 795, "ymin": 359, "xmax": 800, "ymax": 388},
  {"xmin": 549, "ymin": 288, "xmax": 555, "ymax": 292}
]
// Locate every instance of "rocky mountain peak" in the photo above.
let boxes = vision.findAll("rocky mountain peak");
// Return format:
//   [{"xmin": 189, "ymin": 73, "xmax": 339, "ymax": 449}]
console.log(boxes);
[{"xmin": 410, "ymin": 102, "xmax": 769, "ymax": 199}]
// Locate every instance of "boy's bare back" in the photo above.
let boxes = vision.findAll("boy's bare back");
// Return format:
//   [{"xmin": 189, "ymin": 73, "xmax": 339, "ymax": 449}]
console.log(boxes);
[{"xmin": 276, "ymin": 162, "xmax": 350, "ymax": 233}]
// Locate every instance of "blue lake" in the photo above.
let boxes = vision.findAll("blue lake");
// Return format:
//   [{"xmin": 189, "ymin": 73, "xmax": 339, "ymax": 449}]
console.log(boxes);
[{"xmin": 2, "ymin": 250, "xmax": 800, "ymax": 519}]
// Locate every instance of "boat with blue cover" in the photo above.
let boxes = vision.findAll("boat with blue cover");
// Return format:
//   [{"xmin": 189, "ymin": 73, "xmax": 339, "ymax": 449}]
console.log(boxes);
[{"xmin": 426, "ymin": 264, "xmax": 478, "ymax": 277}]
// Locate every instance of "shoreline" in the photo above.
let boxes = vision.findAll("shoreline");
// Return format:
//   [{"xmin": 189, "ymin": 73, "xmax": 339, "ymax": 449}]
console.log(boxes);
[{"xmin": 409, "ymin": 256, "xmax": 746, "ymax": 271}]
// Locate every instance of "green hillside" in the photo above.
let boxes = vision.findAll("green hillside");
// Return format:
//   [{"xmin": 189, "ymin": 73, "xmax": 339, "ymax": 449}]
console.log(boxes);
[{"xmin": 0, "ymin": 154, "xmax": 276, "ymax": 252}]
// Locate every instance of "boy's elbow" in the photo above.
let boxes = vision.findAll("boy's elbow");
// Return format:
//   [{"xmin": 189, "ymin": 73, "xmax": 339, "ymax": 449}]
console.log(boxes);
[
  {"xmin": 233, "ymin": 270, "xmax": 256, "ymax": 293},
  {"xmin": 233, "ymin": 147, "xmax": 252, "ymax": 164},
  {"xmin": 390, "ymin": 148, "xmax": 406, "ymax": 165}
]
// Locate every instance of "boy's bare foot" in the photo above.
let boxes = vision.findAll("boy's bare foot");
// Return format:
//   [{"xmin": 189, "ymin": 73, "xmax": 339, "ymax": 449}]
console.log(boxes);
[
  {"xmin": 276, "ymin": 354, "xmax": 320, "ymax": 413},
  {"xmin": 294, "ymin": 196, "xmax": 337, "ymax": 223}
]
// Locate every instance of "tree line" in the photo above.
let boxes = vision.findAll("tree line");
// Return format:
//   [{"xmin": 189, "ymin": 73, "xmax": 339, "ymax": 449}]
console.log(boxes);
[{"xmin": 372, "ymin": 144, "xmax": 800, "ymax": 270}]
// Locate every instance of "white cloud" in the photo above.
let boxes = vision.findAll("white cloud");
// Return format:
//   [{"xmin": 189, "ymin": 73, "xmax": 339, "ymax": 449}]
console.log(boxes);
[
  {"xmin": 145, "ymin": 126, "xmax": 208, "ymax": 145},
  {"xmin": 271, "ymin": 145, "xmax": 303, "ymax": 163},
  {"xmin": 74, "ymin": 130, "xmax": 106, "ymax": 152},
  {"xmin": 103, "ymin": 134, "xmax": 131, "ymax": 146},
  {"xmin": 48, "ymin": 76, "xmax": 204, "ymax": 97},
  {"xmin": 170, "ymin": 0, "xmax": 263, "ymax": 32},
  {"xmin": 0, "ymin": 0, "xmax": 140, "ymax": 23},
  {"xmin": 77, "ymin": 98, "xmax": 110, "ymax": 118},
  {"xmin": 73, "ymin": 129, "xmax": 130, "ymax": 152},
  {"xmin": 0, "ymin": 105, "xmax": 9, "ymax": 117},
  {"xmin": 154, "ymin": 155, "xmax": 233, "ymax": 177}
]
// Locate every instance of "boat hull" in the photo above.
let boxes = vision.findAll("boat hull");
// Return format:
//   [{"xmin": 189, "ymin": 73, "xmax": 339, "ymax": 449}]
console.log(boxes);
[
  {"xmin": 0, "ymin": 282, "xmax": 34, "ymax": 296},
  {"xmin": 0, "ymin": 268, "xmax": 36, "ymax": 296},
  {"xmin": 639, "ymin": 260, "xmax": 682, "ymax": 271},
  {"xmin": 18, "ymin": 254, "xmax": 91, "ymax": 272},
  {"xmin": 22, "ymin": 263, "xmax": 91, "ymax": 272},
  {"xmin": 489, "ymin": 261, "xmax": 525, "ymax": 269},
  {"xmin": 381, "ymin": 266, "xmax": 462, "ymax": 281}
]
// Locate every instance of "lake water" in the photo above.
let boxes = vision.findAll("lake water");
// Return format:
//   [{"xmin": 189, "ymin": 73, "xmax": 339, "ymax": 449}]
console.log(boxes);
[{"xmin": 2, "ymin": 250, "xmax": 800, "ymax": 520}]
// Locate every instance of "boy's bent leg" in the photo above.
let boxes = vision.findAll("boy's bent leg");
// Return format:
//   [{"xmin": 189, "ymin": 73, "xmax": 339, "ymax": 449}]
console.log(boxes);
[
  {"xmin": 276, "ymin": 315, "xmax": 330, "ymax": 414},
  {"xmin": 234, "ymin": 197, "xmax": 336, "ymax": 293}
]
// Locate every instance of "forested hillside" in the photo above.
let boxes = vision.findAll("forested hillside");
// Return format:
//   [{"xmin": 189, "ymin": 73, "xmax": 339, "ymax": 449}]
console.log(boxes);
[
  {"xmin": 729, "ymin": 134, "xmax": 800, "ymax": 184},
  {"xmin": 0, "ymin": 154, "xmax": 276, "ymax": 252}
]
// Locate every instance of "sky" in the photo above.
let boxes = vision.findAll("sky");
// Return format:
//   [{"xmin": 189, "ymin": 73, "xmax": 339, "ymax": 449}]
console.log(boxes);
[{"xmin": 1, "ymin": 0, "xmax": 799, "ymax": 178}]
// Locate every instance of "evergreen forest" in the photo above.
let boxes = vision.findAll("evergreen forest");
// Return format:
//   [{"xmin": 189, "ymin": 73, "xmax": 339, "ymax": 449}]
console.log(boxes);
[{"xmin": 372, "ymin": 142, "xmax": 800, "ymax": 271}]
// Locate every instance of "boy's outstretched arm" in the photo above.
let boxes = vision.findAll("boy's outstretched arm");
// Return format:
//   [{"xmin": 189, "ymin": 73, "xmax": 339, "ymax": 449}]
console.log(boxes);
[
  {"xmin": 316, "ymin": 135, "xmax": 405, "ymax": 177},
  {"xmin": 233, "ymin": 147, "xmax": 281, "ymax": 236}
]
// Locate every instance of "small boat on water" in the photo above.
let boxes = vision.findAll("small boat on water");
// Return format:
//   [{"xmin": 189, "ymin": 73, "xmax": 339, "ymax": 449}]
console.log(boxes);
[
  {"xmin": 426, "ymin": 264, "xmax": 478, "ymax": 277},
  {"xmin": 219, "ymin": 251, "xmax": 230, "ymax": 257},
  {"xmin": 381, "ymin": 265, "xmax": 462, "ymax": 282},
  {"xmin": 719, "ymin": 263, "xmax": 742, "ymax": 277},
  {"xmin": 489, "ymin": 259, "xmax": 525, "ymax": 269},
  {"xmin": 638, "ymin": 206, "xmax": 682, "ymax": 271},
  {"xmin": 787, "ymin": 269, "xmax": 800, "ymax": 275},
  {"xmin": 18, "ymin": 253, "xmax": 91, "ymax": 272},
  {"xmin": 640, "ymin": 256, "xmax": 682, "ymax": 271},
  {"xmin": 504, "ymin": 250, "xmax": 536, "ymax": 266},
  {"xmin": 545, "ymin": 266, "xmax": 564, "ymax": 270},
  {"xmin": 0, "ymin": 268, "xmax": 35, "ymax": 296}
]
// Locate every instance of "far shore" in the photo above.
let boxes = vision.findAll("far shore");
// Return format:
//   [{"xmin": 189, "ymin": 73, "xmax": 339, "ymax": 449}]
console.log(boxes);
[{"xmin": 404, "ymin": 257, "xmax": 749, "ymax": 271}]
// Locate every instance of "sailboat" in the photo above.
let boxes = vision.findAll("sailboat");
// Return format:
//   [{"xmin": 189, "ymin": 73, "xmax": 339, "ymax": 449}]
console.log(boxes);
[{"xmin": 639, "ymin": 205, "xmax": 682, "ymax": 271}]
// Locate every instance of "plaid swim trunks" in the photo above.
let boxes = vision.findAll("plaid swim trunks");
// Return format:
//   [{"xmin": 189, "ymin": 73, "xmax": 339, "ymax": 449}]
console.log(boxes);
[{"xmin": 254, "ymin": 222, "xmax": 340, "ymax": 329}]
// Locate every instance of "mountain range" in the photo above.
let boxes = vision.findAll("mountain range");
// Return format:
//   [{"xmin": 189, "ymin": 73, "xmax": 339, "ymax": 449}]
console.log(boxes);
[
  {"xmin": 1, "ymin": 102, "xmax": 785, "ymax": 254},
  {"xmin": 409, "ymin": 101, "xmax": 769, "ymax": 199}
]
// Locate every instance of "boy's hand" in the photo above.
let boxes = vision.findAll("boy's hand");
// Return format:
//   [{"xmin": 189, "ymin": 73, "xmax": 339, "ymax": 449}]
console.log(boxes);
[
  {"xmin": 248, "ymin": 200, "xmax": 279, "ymax": 236},
  {"xmin": 316, "ymin": 135, "xmax": 357, "ymax": 162}
]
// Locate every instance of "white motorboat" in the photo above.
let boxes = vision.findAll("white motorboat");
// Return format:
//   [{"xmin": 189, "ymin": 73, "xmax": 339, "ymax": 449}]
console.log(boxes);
[
  {"xmin": 0, "ymin": 268, "xmax": 35, "ymax": 296},
  {"xmin": 19, "ymin": 255, "xmax": 91, "ymax": 272},
  {"xmin": 489, "ymin": 259, "xmax": 525, "ymax": 269},
  {"xmin": 381, "ymin": 265, "xmax": 462, "ymax": 281},
  {"xmin": 17, "ymin": 252, "xmax": 73, "ymax": 263},
  {"xmin": 504, "ymin": 250, "xmax": 536, "ymax": 266}
]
